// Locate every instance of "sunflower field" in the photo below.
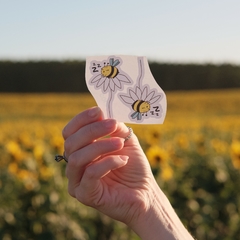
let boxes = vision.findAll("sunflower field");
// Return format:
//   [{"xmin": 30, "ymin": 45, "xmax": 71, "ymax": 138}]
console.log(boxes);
[{"xmin": 0, "ymin": 89, "xmax": 240, "ymax": 240}]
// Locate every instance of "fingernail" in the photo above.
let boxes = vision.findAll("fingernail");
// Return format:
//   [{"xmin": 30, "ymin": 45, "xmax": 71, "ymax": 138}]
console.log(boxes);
[
  {"xmin": 111, "ymin": 138, "xmax": 124, "ymax": 148},
  {"xmin": 88, "ymin": 107, "xmax": 101, "ymax": 117},
  {"xmin": 119, "ymin": 155, "xmax": 129, "ymax": 161},
  {"xmin": 103, "ymin": 119, "xmax": 116, "ymax": 129}
]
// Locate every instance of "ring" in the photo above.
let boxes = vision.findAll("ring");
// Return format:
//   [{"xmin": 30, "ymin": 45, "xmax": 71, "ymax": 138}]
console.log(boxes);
[
  {"xmin": 55, "ymin": 127, "xmax": 133, "ymax": 163},
  {"xmin": 55, "ymin": 152, "xmax": 68, "ymax": 163},
  {"xmin": 124, "ymin": 126, "xmax": 133, "ymax": 141}
]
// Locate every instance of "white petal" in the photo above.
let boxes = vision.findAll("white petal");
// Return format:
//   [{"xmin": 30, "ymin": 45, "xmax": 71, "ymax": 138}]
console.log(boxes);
[
  {"xmin": 120, "ymin": 95, "xmax": 134, "ymax": 104},
  {"xmin": 109, "ymin": 79, "xmax": 115, "ymax": 91},
  {"xmin": 142, "ymin": 86, "xmax": 148, "ymax": 100},
  {"xmin": 129, "ymin": 89, "xmax": 139, "ymax": 101},
  {"xmin": 136, "ymin": 87, "xmax": 142, "ymax": 99},
  {"xmin": 145, "ymin": 91, "xmax": 155, "ymax": 102},
  {"xmin": 112, "ymin": 78, "xmax": 121, "ymax": 88},
  {"xmin": 104, "ymin": 78, "xmax": 110, "ymax": 92},
  {"xmin": 96, "ymin": 77, "xmax": 106, "ymax": 87},
  {"xmin": 91, "ymin": 74, "xmax": 102, "ymax": 83},
  {"xmin": 149, "ymin": 95, "xmax": 161, "ymax": 104},
  {"xmin": 117, "ymin": 74, "xmax": 131, "ymax": 83}
]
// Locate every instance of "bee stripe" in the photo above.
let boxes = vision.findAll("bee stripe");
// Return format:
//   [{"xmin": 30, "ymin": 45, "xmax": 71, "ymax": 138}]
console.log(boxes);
[
  {"xmin": 109, "ymin": 66, "xmax": 119, "ymax": 78},
  {"xmin": 108, "ymin": 66, "xmax": 115, "ymax": 78},
  {"xmin": 136, "ymin": 100, "xmax": 145, "ymax": 112},
  {"xmin": 132, "ymin": 100, "xmax": 144, "ymax": 112}
]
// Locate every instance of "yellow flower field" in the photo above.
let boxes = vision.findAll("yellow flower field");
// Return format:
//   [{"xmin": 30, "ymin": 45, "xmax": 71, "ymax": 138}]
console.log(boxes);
[{"xmin": 0, "ymin": 89, "xmax": 240, "ymax": 240}]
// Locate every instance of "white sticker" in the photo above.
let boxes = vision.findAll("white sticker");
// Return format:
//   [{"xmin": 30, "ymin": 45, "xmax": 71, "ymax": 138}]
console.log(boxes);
[{"xmin": 85, "ymin": 55, "xmax": 167, "ymax": 124}]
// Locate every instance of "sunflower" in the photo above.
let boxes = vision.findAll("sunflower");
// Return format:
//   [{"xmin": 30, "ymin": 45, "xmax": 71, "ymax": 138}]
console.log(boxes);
[
  {"xmin": 146, "ymin": 145, "xmax": 168, "ymax": 168},
  {"xmin": 160, "ymin": 164, "xmax": 173, "ymax": 181},
  {"xmin": 145, "ymin": 127, "xmax": 162, "ymax": 145},
  {"xmin": 230, "ymin": 140, "xmax": 240, "ymax": 169}
]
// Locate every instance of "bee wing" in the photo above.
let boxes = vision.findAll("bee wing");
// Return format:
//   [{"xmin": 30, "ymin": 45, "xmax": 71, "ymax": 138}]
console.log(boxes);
[
  {"xmin": 90, "ymin": 74, "xmax": 102, "ymax": 83},
  {"xmin": 131, "ymin": 111, "xmax": 139, "ymax": 119},
  {"xmin": 145, "ymin": 91, "xmax": 155, "ymax": 102},
  {"xmin": 129, "ymin": 89, "xmax": 139, "ymax": 101},
  {"xmin": 137, "ymin": 113, "xmax": 142, "ymax": 121},
  {"xmin": 109, "ymin": 58, "xmax": 114, "ymax": 66},
  {"xmin": 112, "ymin": 59, "xmax": 120, "ymax": 67},
  {"xmin": 149, "ymin": 94, "xmax": 162, "ymax": 104},
  {"xmin": 119, "ymin": 95, "xmax": 134, "ymax": 104},
  {"xmin": 116, "ymin": 74, "xmax": 131, "ymax": 83}
]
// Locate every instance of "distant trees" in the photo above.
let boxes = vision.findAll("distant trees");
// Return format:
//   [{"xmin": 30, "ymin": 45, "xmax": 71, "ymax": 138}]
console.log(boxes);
[
  {"xmin": 0, "ymin": 61, "xmax": 239, "ymax": 92},
  {"xmin": 150, "ymin": 63, "xmax": 240, "ymax": 90},
  {"xmin": 0, "ymin": 61, "xmax": 86, "ymax": 92}
]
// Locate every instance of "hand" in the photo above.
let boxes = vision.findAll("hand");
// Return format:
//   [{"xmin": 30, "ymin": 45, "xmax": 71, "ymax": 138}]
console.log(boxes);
[
  {"xmin": 62, "ymin": 106, "xmax": 155, "ymax": 225},
  {"xmin": 62, "ymin": 106, "xmax": 194, "ymax": 240}
]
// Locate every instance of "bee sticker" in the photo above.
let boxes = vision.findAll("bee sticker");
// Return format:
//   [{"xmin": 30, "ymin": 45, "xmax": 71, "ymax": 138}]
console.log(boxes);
[
  {"xmin": 119, "ymin": 57, "xmax": 166, "ymax": 124},
  {"xmin": 85, "ymin": 55, "xmax": 167, "ymax": 124},
  {"xmin": 120, "ymin": 85, "xmax": 162, "ymax": 122},
  {"xmin": 87, "ymin": 56, "xmax": 132, "ymax": 118},
  {"xmin": 89, "ymin": 58, "xmax": 131, "ymax": 93}
]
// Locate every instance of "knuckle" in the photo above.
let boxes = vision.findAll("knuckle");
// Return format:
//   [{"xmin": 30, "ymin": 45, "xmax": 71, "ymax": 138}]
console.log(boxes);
[
  {"xmin": 88, "ymin": 122, "xmax": 97, "ymax": 137},
  {"xmin": 84, "ymin": 166, "xmax": 96, "ymax": 179},
  {"xmin": 75, "ymin": 189, "xmax": 90, "ymax": 206},
  {"xmin": 92, "ymin": 140, "xmax": 104, "ymax": 154},
  {"xmin": 68, "ymin": 186, "xmax": 76, "ymax": 198},
  {"xmin": 62, "ymin": 126, "xmax": 68, "ymax": 140},
  {"xmin": 67, "ymin": 153, "xmax": 78, "ymax": 167},
  {"xmin": 64, "ymin": 137, "xmax": 72, "ymax": 153}
]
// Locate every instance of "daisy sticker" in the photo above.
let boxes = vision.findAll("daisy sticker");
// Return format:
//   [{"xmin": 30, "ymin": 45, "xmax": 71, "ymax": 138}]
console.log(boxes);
[
  {"xmin": 85, "ymin": 55, "xmax": 167, "ymax": 124},
  {"xmin": 88, "ymin": 56, "xmax": 132, "ymax": 118}
]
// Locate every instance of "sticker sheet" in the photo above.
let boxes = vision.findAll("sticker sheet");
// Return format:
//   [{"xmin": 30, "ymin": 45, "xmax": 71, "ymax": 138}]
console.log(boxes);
[{"xmin": 85, "ymin": 55, "xmax": 167, "ymax": 124}]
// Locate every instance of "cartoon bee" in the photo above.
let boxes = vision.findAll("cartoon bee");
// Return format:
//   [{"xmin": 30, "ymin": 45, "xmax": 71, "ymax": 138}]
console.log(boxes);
[
  {"xmin": 101, "ymin": 58, "xmax": 120, "ymax": 78},
  {"xmin": 120, "ymin": 86, "xmax": 161, "ymax": 121},
  {"xmin": 90, "ymin": 58, "xmax": 131, "ymax": 92},
  {"xmin": 131, "ymin": 100, "xmax": 151, "ymax": 119}
]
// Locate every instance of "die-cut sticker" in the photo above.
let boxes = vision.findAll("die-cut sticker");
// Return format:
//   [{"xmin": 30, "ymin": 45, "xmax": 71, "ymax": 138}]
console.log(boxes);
[{"xmin": 85, "ymin": 55, "xmax": 167, "ymax": 124}]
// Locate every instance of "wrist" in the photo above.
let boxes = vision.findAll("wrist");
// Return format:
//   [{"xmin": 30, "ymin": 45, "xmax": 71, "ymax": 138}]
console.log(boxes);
[{"xmin": 128, "ymin": 180, "xmax": 193, "ymax": 240}]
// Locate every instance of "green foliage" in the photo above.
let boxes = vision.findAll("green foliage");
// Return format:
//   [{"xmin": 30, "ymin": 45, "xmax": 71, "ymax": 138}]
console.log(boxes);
[
  {"xmin": 150, "ymin": 125, "xmax": 240, "ymax": 240},
  {"xmin": 0, "ymin": 61, "xmax": 240, "ymax": 92},
  {"xmin": 0, "ymin": 144, "xmax": 138, "ymax": 240},
  {"xmin": 165, "ymin": 151, "xmax": 240, "ymax": 239},
  {"xmin": 0, "ymin": 61, "xmax": 87, "ymax": 93}
]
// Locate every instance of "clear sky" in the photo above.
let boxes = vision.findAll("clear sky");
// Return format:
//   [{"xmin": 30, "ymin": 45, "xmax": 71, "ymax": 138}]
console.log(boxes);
[{"xmin": 1, "ymin": 0, "xmax": 240, "ymax": 63}]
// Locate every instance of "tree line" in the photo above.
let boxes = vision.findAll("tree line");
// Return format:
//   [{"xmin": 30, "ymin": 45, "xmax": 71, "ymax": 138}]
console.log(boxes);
[{"xmin": 0, "ymin": 61, "xmax": 240, "ymax": 92}]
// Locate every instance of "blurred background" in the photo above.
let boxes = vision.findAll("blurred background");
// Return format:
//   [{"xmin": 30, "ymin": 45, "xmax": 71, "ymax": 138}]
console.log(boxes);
[{"xmin": 0, "ymin": 0, "xmax": 240, "ymax": 239}]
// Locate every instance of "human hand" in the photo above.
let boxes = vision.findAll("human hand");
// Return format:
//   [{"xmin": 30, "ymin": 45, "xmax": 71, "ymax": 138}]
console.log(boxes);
[
  {"xmin": 62, "ymin": 106, "xmax": 194, "ymax": 240},
  {"xmin": 62, "ymin": 106, "xmax": 156, "ymax": 225}
]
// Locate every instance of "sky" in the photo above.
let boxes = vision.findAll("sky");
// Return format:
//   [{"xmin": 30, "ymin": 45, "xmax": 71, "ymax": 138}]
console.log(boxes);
[{"xmin": 1, "ymin": 0, "xmax": 240, "ymax": 64}]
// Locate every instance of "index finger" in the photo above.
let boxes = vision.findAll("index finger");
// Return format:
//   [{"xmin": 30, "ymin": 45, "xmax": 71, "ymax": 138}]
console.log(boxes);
[{"xmin": 62, "ymin": 106, "xmax": 103, "ymax": 140}]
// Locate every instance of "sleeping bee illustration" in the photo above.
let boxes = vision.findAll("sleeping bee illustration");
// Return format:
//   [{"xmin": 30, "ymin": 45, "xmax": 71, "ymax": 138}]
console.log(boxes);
[
  {"xmin": 120, "ymin": 86, "xmax": 162, "ymax": 121},
  {"xmin": 131, "ymin": 100, "xmax": 151, "ymax": 119},
  {"xmin": 101, "ymin": 58, "xmax": 120, "ymax": 78},
  {"xmin": 90, "ymin": 58, "xmax": 131, "ymax": 92}
]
